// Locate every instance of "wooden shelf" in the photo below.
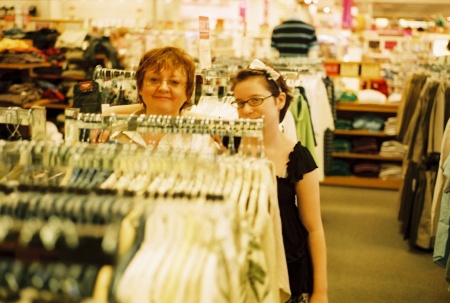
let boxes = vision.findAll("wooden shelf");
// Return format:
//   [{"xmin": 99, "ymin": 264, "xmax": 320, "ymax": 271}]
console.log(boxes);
[
  {"xmin": 0, "ymin": 63, "xmax": 51, "ymax": 70},
  {"xmin": 336, "ymin": 102, "xmax": 398, "ymax": 113},
  {"xmin": 30, "ymin": 73, "xmax": 86, "ymax": 81},
  {"xmin": 334, "ymin": 129, "xmax": 395, "ymax": 137},
  {"xmin": 22, "ymin": 99, "xmax": 70, "ymax": 110},
  {"xmin": 323, "ymin": 60, "xmax": 382, "ymax": 78},
  {"xmin": 321, "ymin": 176, "xmax": 401, "ymax": 190},
  {"xmin": 332, "ymin": 152, "xmax": 403, "ymax": 161}
]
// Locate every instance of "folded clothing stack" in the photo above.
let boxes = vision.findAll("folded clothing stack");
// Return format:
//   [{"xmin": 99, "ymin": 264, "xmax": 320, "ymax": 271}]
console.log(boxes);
[
  {"xmin": 379, "ymin": 140, "xmax": 406, "ymax": 158},
  {"xmin": 384, "ymin": 117, "xmax": 397, "ymax": 136},
  {"xmin": 352, "ymin": 137, "xmax": 379, "ymax": 154},
  {"xmin": 332, "ymin": 139, "xmax": 352, "ymax": 153},
  {"xmin": 352, "ymin": 161, "xmax": 381, "ymax": 178},
  {"xmin": 379, "ymin": 163, "xmax": 403, "ymax": 179},
  {"xmin": 325, "ymin": 159, "xmax": 352, "ymax": 176}
]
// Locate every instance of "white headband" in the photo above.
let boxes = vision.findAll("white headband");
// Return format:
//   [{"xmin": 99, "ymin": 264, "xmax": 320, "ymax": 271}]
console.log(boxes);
[{"xmin": 248, "ymin": 59, "xmax": 281, "ymax": 82}]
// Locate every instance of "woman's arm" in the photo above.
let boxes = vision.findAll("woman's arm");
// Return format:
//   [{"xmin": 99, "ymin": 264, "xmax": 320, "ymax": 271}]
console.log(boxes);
[
  {"xmin": 102, "ymin": 103, "xmax": 144, "ymax": 115},
  {"xmin": 89, "ymin": 104, "xmax": 145, "ymax": 143},
  {"xmin": 296, "ymin": 169, "xmax": 328, "ymax": 303}
]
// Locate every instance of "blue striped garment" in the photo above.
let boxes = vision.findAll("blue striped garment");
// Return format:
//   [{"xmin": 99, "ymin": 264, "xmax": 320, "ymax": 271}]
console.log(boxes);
[{"xmin": 271, "ymin": 20, "xmax": 317, "ymax": 57}]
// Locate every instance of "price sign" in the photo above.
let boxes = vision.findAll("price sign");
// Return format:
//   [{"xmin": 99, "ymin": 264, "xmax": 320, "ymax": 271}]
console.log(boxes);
[{"xmin": 198, "ymin": 16, "xmax": 211, "ymax": 70}]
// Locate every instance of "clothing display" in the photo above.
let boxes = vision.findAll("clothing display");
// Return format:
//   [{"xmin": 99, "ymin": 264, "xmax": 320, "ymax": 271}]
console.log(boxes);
[
  {"xmin": 433, "ymin": 119, "xmax": 450, "ymax": 286},
  {"xmin": 397, "ymin": 71, "xmax": 450, "ymax": 251},
  {"xmin": 0, "ymin": 113, "xmax": 291, "ymax": 303}
]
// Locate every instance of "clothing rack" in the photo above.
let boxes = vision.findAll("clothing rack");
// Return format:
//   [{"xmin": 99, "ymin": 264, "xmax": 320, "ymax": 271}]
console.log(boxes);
[
  {"xmin": 0, "ymin": 134, "xmax": 290, "ymax": 303},
  {"xmin": 64, "ymin": 108, "xmax": 264, "ymax": 144},
  {"xmin": 0, "ymin": 106, "xmax": 46, "ymax": 141},
  {"xmin": 93, "ymin": 65, "xmax": 136, "ymax": 80},
  {"xmin": 272, "ymin": 57, "xmax": 325, "ymax": 75}
]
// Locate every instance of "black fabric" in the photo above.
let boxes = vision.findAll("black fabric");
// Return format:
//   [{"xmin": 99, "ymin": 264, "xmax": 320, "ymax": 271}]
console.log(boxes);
[
  {"xmin": 322, "ymin": 76, "xmax": 336, "ymax": 173},
  {"xmin": 84, "ymin": 35, "xmax": 122, "ymax": 69},
  {"xmin": 23, "ymin": 28, "xmax": 60, "ymax": 50},
  {"xmin": 398, "ymin": 161, "xmax": 418, "ymax": 240},
  {"xmin": 278, "ymin": 142, "xmax": 317, "ymax": 295},
  {"xmin": 73, "ymin": 81, "xmax": 101, "ymax": 113}
]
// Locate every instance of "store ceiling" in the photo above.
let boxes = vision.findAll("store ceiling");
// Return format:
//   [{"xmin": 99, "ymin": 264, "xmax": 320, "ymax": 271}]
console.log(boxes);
[{"xmin": 351, "ymin": 0, "xmax": 450, "ymax": 20}]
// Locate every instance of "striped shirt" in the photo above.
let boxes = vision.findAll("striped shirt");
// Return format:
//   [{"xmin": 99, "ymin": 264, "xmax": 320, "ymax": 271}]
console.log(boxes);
[{"xmin": 271, "ymin": 19, "xmax": 318, "ymax": 57}]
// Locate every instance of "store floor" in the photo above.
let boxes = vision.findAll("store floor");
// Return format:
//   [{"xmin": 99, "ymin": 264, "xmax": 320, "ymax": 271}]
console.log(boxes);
[{"xmin": 320, "ymin": 185, "xmax": 450, "ymax": 303}]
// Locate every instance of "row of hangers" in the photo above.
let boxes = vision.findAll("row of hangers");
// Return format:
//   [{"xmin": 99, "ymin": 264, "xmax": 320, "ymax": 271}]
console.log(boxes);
[
  {"xmin": 0, "ymin": 106, "xmax": 47, "ymax": 141},
  {"xmin": 0, "ymin": 185, "xmax": 132, "ymax": 253},
  {"xmin": 0, "ymin": 258, "xmax": 102, "ymax": 303},
  {"xmin": 64, "ymin": 108, "xmax": 264, "ymax": 143},
  {"xmin": 92, "ymin": 65, "xmax": 136, "ymax": 81}
]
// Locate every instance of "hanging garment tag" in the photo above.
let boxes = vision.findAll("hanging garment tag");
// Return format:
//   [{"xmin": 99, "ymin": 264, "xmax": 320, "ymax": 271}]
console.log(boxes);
[{"xmin": 79, "ymin": 81, "xmax": 94, "ymax": 92}]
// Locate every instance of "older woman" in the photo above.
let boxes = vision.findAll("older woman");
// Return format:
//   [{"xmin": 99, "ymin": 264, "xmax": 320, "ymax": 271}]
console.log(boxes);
[{"xmin": 92, "ymin": 46, "xmax": 202, "ymax": 147}]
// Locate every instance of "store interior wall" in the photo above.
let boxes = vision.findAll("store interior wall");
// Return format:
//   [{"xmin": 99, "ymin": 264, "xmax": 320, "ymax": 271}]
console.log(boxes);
[{"xmin": 0, "ymin": 0, "xmax": 273, "ymax": 34}]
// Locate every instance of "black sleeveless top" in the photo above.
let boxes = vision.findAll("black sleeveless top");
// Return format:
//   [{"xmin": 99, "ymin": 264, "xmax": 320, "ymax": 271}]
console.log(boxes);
[{"xmin": 278, "ymin": 141, "xmax": 317, "ymax": 295}]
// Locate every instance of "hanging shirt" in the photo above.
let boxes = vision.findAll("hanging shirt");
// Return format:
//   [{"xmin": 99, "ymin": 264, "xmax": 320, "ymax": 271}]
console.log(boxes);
[
  {"xmin": 271, "ymin": 19, "xmax": 318, "ymax": 57},
  {"xmin": 288, "ymin": 91, "xmax": 317, "ymax": 162}
]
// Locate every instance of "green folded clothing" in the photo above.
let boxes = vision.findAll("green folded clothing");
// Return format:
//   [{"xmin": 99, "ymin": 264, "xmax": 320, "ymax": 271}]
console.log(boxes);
[
  {"xmin": 339, "ymin": 91, "xmax": 357, "ymax": 102},
  {"xmin": 332, "ymin": 139, "xmax": 352, "ymax": 153},
  {"xmin": 325, "ymin": 159, "xmax": 352, "ymax": 176},
  {"xmin": 335, "ymin": 119, "xmax": 353, "ymax": 130}
]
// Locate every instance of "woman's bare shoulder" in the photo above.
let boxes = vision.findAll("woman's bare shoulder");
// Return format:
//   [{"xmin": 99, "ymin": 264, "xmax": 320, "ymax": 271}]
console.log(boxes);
[{"xmin": 103, "ymin": 104, "xmax": 144, "ymax": 115}]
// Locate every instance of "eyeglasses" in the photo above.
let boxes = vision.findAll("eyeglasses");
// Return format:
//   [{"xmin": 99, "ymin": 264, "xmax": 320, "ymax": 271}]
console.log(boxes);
[
  {"xmin": 145, "ymin": 77, "xmax": 186, "ymax": 89},
  {"xmin": 231, "ymin": 95, "xmax": 273, "ymax": 109}
]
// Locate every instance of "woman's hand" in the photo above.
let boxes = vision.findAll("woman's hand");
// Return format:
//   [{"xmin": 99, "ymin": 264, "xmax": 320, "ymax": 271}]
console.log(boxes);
[
  {"xmin": 89, "ymin": 129, "xmax": 111, "ymax": 143},
  {"xmin": 309, "ymin": 292, "xmax": 328, "ymax": 303}
]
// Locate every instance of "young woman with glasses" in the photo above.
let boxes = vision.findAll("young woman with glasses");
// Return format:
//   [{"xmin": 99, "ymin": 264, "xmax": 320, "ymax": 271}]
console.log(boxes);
[{"xmin": 230, "ymin": 59, "xmax": 329, "ymax": 303}]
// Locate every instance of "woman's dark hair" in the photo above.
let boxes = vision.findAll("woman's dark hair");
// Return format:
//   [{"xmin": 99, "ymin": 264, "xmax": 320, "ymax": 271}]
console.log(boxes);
[
  {"xmin": 231, "ymin": 60, "xmax": 293, "ymax": 123},
  {"xmin": 135, "ymin": 46, "xmax": 196, "ymax": 112}
]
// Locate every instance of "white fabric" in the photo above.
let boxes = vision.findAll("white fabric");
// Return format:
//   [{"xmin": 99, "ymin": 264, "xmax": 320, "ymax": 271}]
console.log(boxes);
[
  {"xmin": 189, "ymin": 96, "xmax": 238, "ymax": 120},
  {"xmin": 387, "ymin": 92, "xmax": 402, "ymax": 103},
  {"xmin": 279, "ymin": 110, "xmax": 297, "ymax": 142},
  {"xmin": 299, "ymin": 75, "xmax": 335, "ymax": 181},
  {"xmin": 55, "ymin": 30, "xmax": 88, "ymax": 49},
  {"xmin": 249, "ymin": 59, "xmax": 281, "ymax": 81},
  {"xmin": 46, "ymin": 121, "xmax": 63, "ymax": 144},
  {"xmin": 357, "ymin": 89, "xmax": 387, "ymax": 104}
]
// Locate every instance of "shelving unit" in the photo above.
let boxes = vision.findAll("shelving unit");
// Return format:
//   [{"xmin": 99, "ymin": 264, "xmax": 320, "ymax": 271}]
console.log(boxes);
[
  {"xmin": 322, "ymin": 101, "xmax": 403, "ymax": 190},
  {"xmin": 0, "ymin": 63, "xmax": 77, "ymax": 135},
  {"xmin": 321, "ymin": 175, "xmax": 402, "ymax": 190}
]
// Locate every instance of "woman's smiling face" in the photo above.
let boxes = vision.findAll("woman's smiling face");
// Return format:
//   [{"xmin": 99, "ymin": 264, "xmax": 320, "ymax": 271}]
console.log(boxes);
[{"xmin": 139, "ymin": 67, "xmax": 188, "ymax": 117}]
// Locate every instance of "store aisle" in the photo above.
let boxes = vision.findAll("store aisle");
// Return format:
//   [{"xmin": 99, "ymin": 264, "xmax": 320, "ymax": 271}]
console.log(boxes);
[{"xmin": 320, "ymin": 185, "xmax": 450, "ymax": 303}]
